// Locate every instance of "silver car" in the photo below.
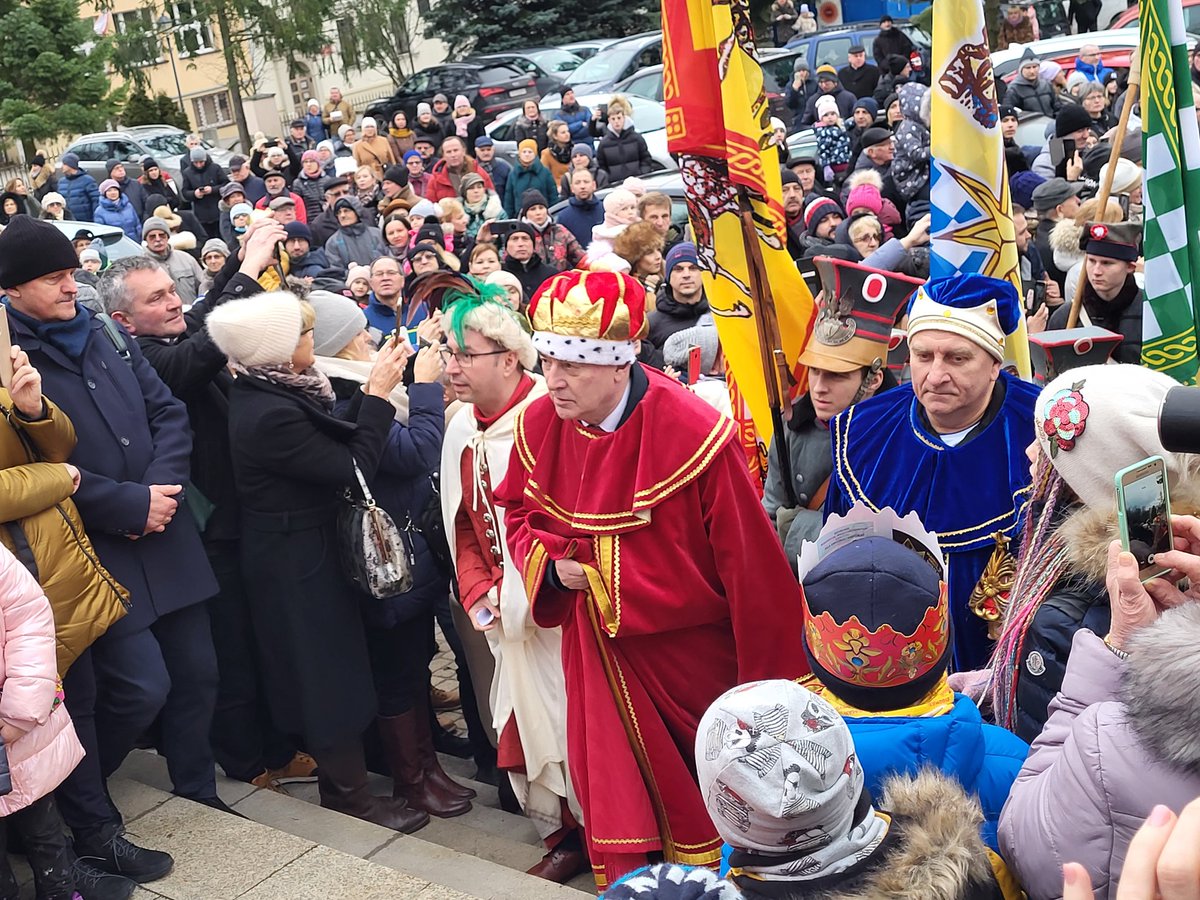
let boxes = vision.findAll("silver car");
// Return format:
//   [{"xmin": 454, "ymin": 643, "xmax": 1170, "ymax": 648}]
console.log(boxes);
[{"xmin": 64, "ymin": 126, "xmax": 234, "ymax": 184}]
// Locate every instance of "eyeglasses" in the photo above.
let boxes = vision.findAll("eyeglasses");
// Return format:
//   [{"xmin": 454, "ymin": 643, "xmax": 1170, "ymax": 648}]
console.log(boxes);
[
  {"xmin": 327, "ymin": 189, "xmax": 349, "ymax": 199},
  {"xmin": 437, "ymin": 346, "xmax": 509, "ymax": 367},
  {"xmin": 301, "ymin": 327, "xmax": 314, "ymax": 336}
]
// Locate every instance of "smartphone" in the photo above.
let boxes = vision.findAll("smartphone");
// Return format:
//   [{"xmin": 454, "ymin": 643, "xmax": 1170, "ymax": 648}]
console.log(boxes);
[
  {"xmin": 1049, "ymin": 137, "xmax": 1076, "ymax": 168},
  {"xmin": 1115, "ymin": 455, "xmax": 1174, "ymax": 582},
  {"xmin": 1024, "ymin": 280, "xmax": 1047, "ymax": 315},
  {"xmin": 489, "ymin": 219, "xmax": 520, "ymax": 241},
  {"xmin": 0, "ymin": 307, "xmax": 11, "ymax": 389},
  {"xmin": 688, "ymin": 345, "xmax": 702, "ymax": 384},
  {"xmin": 1117, "ymin": 193, "xmax": 1131, "ymax": 217}
]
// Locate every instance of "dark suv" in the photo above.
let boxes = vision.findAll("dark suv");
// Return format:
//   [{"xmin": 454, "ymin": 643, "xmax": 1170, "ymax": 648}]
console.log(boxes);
[
  {"xmin": 364, "ymin": 63, "xmax": 539, "ymax": 125},
  {"xmin": 464, "ymin": 52, "xmax": 572, "ymax": 98}
]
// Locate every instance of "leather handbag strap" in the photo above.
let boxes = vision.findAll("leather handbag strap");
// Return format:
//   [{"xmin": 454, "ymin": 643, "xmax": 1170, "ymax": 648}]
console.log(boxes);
[{"xmin": 807, "ymin": 475, "xmax": 831, "ymax": 511}]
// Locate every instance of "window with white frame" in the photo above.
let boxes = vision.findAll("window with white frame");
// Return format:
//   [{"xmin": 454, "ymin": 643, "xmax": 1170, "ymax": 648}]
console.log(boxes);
[
  {"xmin": 191, "ymin": 90, "xmax": 233, "ymax": 128},
  {"xmin": 169, "ymin": 1, "xmax": 215, "ymax": 56},
  {"xmin": 113, "ymin": 8, "xmax": 162, "ymax": 67}
]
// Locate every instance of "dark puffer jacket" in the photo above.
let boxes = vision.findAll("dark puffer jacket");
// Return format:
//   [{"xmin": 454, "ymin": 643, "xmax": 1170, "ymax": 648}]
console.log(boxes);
[
  {"xmin": 647, "ymin": 282, "xmax": 710, "ymax": 349},
  {"xmin": 1008, "ymin": 75, "xmax": 1060, "ymax": 118},
  {"xmin": 595, "ymin": 125, "xmax": 654, "ymax": 183}
]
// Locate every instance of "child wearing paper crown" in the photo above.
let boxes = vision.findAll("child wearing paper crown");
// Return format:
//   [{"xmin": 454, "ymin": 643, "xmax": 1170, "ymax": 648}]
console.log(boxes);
[{"xmin": 797, "ymin": 508, "xmax": 1029, "ymax": 853}]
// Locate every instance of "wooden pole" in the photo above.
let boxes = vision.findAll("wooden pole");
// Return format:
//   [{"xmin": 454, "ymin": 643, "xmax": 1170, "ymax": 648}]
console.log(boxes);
[
  {"xmin": 737, "ymin": 188, "xmax": 798, "ymax": 506},
  {"xmin": 1065, "ymin": 49, "xmax": 1142, "ymax": 328}
]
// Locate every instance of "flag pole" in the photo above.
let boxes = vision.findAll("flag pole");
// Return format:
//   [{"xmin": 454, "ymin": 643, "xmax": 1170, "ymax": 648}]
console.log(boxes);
[
  {"xmin": 737, "ymin": 187, "xmax": 798, "ymax": 507},
  {"xmin": 1066, "ymin": 51, "xmax": 1142, "ymax": 328}
]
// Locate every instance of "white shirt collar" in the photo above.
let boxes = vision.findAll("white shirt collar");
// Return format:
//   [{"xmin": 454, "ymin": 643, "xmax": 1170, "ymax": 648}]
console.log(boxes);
[{"xmin": 588, "ymin": 377, "xmax": 633, "ymax": 433}]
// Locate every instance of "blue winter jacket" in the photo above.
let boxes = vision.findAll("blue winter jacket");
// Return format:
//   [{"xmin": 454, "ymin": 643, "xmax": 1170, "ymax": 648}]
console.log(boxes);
[
  {"xmin": 362, "ymin": 293, "xmax": 429, "ymax": 346},
  {"xmin": 555, "ymin": 194, "xmax": 604, "ymax": 248},
  {"xmin": 559, "ymin": 105, "xmax": 593, "ymax": 146},
  {"xmin": 94, "ymin": 194, "xmax": 142, "ymax": 242},
  {"xmin": 62, "ymin": 170, "xmax": 100, "ymax": 222},
  {"xmin": 1073, "ymin": 56, "xmax": 1113, "ymax": 84},
  {"xmin": 304, "ymin": 111, "xmax": 327, "ymax": 144},
  {"xmin": 842, "ymin": 693, "xmax": 1028, "ymax": 851},
  {"xmin": 331, "ymin": 380, "xmax": 447, "ymax": 629}
]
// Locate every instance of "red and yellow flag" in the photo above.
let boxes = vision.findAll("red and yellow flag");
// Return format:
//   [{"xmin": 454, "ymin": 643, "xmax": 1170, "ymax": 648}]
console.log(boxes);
[{"xmin": 662, "ymin": 0, "xmax": 815, "ymax": 440}]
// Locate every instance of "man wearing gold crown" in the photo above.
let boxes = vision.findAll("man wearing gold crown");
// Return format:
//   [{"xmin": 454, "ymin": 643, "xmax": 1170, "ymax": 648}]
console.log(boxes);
[
  {"xmin": 824, "ymin": 273, "xmax": 1039, "ymax": 670},
  {"xmin": 494, "ymin": 268, "xmax": 808, "ymax": 889}
]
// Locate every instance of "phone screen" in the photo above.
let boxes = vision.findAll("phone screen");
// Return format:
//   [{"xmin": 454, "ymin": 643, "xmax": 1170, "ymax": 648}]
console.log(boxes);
[
  {"xmin": 0, "ymin": 307, "xmax": 12, "ymax": 389},
  {"xmin": 1049, "ymin": 137, "xmax": 1075, "ymax": 168},
  {"xmin": 1117, "ymin": 461, "xmax": 1172, "ymax": 579}
]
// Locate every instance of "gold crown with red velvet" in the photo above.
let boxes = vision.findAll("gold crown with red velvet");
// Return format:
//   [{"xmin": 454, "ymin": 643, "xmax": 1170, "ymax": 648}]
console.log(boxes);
[{"xmin": 529, "ymin": 269, "xmax": 649, "ymax": 366}]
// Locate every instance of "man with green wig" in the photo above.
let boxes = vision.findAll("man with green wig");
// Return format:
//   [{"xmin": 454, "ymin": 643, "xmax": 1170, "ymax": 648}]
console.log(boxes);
[{"xmin": 437, "ymin": 287, "xmax": 587, "ymax": 883}]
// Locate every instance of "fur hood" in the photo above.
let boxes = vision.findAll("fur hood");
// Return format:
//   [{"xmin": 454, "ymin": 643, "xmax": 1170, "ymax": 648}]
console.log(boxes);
[
  {"xmin": 1055, "ymin": 478, "xmax": 1200, "ymax": 584},
  {"xmin": 744, "ymin": 771, "xmax": 999, "ymax": 900},
  {"xmin": 1125, "ymin": 603, "xmax": 1200, "ymax": 776},
  {"xmin": 1049, "ymin": 218, "xmax": 1085, "ymax": 273}
]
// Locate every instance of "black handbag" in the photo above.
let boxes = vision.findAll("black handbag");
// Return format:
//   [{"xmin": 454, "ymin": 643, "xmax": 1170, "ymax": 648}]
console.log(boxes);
[
  {"xmin": 417, "ymin": 471, "xmax": 453, "ymax": 575},
  {"xmin": 337, "ymin": 459, "xmax": 414, "ymax": 599}
]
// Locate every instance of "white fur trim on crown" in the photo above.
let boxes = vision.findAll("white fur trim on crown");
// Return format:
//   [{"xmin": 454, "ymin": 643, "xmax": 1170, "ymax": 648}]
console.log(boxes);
[
  {"xmin": 906, "ymin": 285, "xmax": 1006, "ymax": 361},
  {"xmin": 533, "ymin": 331, "xmax": 635, "ymax": 366}
]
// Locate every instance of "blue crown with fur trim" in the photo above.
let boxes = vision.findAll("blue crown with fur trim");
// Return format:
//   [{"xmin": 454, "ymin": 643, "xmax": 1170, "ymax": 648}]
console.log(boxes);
[{"xmin": 905, "ymin": 274, "xmax": 1021, "ymax": 361}]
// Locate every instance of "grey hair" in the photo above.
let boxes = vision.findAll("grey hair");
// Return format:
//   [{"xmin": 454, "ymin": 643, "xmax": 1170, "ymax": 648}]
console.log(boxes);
[{"xmin": 96, "ymin": 255, "xmax": 168, "ymax": 315}]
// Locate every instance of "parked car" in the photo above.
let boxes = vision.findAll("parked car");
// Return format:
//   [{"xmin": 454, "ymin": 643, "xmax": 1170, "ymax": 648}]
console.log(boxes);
[
  {"xmin": 992, "ymin": 28, "xmax": 1147, "ymax": 83},
  {"xmin": 364, "ymin": 62, "xmax": 539, "ymax": 126},
  {"xmin": 1109, "ymin": 0, "xmax": 1200, "ymax": 29},
  {"xmin": 65, "ymin": 126, "xmax": 233, "ymax": 184},
  {"xmin": 561, "ymin": 38, "xmax": 618, "ymax": 62},
  {"xmin": 611, "ymin": 53, "xmax": 801, "ymax": 127},
  {"xmin": 464, "ymin": 52, "xmax": 574, "ymax": 98},
  {"xmin": 523, "ymin": 48, "xmax": 589, "ymax": 75},
  {"xmin": 564, "ymin": 32, "xmax": 664, "ymax": 95},
  {"xmin": 784, "ymin": 19, "xmax": 931, "ymax": 70},
  {"xmin": 49, "ymin": 220, "xmax": 145, "ymax": 262},
  {"xmin": 485, "ymin": 93, "xmax": 676, "ymax": 174},
  {"xmin": 550, "ymin": 169, "xmax": 690, "ymax": 229}
]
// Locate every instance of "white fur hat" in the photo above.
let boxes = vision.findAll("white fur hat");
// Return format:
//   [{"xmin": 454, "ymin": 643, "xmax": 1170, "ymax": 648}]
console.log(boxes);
[
  {"xmin": 207, "ymin": 291, "xmax": 302, "ymax": 368},
  {"xmin": 1100, "ymin": 157, "xmax": 1142, "ymax": 195},
  {"xmin": 1036, "ymin": 363, "xmax": 1190, "ymax": 510}
]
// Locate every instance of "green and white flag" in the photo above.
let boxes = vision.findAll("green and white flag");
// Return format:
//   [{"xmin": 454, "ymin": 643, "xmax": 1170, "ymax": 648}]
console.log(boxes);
[{"xmin": 1141, "ymin": 0, "xmax": 1200, "ymax": 382}]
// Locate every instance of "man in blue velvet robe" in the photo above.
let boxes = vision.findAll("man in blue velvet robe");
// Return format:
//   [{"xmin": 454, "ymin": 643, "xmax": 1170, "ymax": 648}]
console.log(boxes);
[{"xmin": 824, "ymin": 274, "xmax": 1038, "ymax": 669}]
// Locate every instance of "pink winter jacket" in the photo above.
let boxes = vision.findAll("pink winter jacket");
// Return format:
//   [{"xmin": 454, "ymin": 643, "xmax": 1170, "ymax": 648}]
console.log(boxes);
[
  {"xmin": 998, "ymin": 617, "xmax": 1200, "ymax": 900},
  {"xmin": 0, "ymin": 545, "xmax": 83, "ymax": 816}
]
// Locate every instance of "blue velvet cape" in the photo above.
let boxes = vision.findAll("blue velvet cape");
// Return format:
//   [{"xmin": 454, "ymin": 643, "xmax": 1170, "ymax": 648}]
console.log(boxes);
[{"xmin": 824, "ymin": 373, "xmax": 1039, "ymax": 669}]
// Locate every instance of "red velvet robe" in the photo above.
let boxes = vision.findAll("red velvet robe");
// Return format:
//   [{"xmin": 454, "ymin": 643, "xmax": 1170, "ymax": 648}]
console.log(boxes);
[{"xmin": 495, "ymin": 365, "xmax": 808, "ymax": 889}]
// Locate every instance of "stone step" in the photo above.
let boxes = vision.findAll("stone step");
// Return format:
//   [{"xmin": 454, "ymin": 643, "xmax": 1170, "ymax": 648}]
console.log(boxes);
[{"xmin": 113, "ymin": 750, "xmax": 595, "ymax": 899}]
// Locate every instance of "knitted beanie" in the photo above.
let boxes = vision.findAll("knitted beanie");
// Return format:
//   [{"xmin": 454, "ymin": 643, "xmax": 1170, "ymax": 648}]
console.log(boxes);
[
  {"xmin": 142, "ymin": 217, "xmax": 170, "ymax": 239},
  {"xmin": 845, "ymin": 184, "xmax": 883, "ymax": 216},
  {"xmin": 200, "ymin": 238, "xmax": 230, "ymax": 259},
  {"xmin": 0, "ymin": 216, "xmax": 80, "ymax": 288},
  {"xmin": 346, "ymin": 264, "xmax": 371, "ymax": 287},
  {"xmin": 815, "ymin": 95, "xmax": 839, "ymax": 119},
  {"xmin": 207, "ymin": 292, "xmax": 303, "ymax": 367},
  {"xmin": 1036, "ymin": 363, "xmax": 1188, "ymax": 510},
  {"xmin": 308, "ymin": 289, "xmax": 367, "ymax": 357},
  {"xmin": 695, "ymin": 679, "xmax": 879, "ymax": 856}
]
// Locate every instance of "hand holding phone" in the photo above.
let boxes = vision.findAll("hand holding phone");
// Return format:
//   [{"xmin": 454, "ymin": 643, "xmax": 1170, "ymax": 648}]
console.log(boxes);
[{"xmin": 1115, "ymin": 455, "xmax": 1174, "ymax": 582}]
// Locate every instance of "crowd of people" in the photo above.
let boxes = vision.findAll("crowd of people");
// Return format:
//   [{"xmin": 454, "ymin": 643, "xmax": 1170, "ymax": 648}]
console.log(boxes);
[{"xmin": 0, "ymin": 14, "xmax": 1190, "ymax": 900}]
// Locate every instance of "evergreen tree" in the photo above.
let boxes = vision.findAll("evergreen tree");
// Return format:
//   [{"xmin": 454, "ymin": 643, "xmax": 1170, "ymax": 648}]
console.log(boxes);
[
  {"xmin": 153, "ymin": 93, "xmax": 192, "ymax": 130},
  {"xmin": 0, "ymin": 0, "xmax": 119, "ymax": 150},
  {"xmin": 420, "ymin": 0, "xmax": 659, "ymax": 58},
  {"xmin": 122, "ymin": 87, "xmax": 159, "ymax": 127}
]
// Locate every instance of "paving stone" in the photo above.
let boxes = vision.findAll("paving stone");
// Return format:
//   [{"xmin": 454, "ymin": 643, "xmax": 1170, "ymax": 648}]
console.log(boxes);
[
  {"xmin": 369, "ymin": 837, "xmax": 591, "ymax": 900},
  {"xmin": 120, "ymin": 797, "xmax": 313, "ymax": 900},
  {"xmin": 108, "ymin": 775, "xmax": 175, "ymax": 823},
  {"xmin": 238, "ymin": 845, "xmax": 452, "ymax": 900},
  {"xmin": 232, "ymin": 786, "xmax": 397, "ymax": 858}
]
